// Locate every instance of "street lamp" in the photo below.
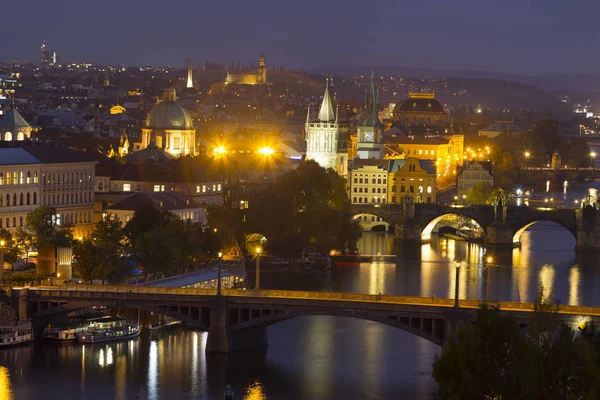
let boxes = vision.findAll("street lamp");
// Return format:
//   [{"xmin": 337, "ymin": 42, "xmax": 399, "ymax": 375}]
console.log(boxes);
[
  {"xmin": 485, "ymin": 256, "xmax": 494, "ymax": 301},
  {"xmin": 591, "ymin": 152, "xmax": 596, "ymax": 171},
  {"xmin": 0, "ymin": 239, "xmax": 5, "ymax": 281},
  {"xmin": 255, "ymin": 247, "xmax": 262, "ymax": 291},
  {"xmin": 454, "ymin": 261, "xmax": 461, "ymax": 308},
  {"xmin": 217, "ymin": 251, "xmax": 223, "ymax": 296},
  {"xmin": 258, "ymin": 147, "xmax": 274, "ymax": 156}
]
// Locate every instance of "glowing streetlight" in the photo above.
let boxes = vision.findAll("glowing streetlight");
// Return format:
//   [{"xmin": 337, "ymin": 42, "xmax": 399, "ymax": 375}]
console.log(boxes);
[
  {"xmin": 255, "ymin": 247, "xmax": 262, "ymax": 291},
  {"xmin": 524, "ymin": 151, "xmax": 531, "ymax": 158},
  {"xmin": 258, "ymin": 147, "xmax": 274, "ymax": 156},
  {"xmin": 454, "ymin": 261, "xmax": 461, "ymax": 308},
  {"xmin": 217, "ymin": 251, "xmax": 223, "ymax": 296},
  {"xmin": 0, "ymin": 239, "xmax": 5, "ymax": 281},
  {"xmin": 213, "ymin": 145, "xmax": 226, "ymax": 156},
  {"xmin": 591, "ymin": 152, "xmax": 597, "ymax": 171}
]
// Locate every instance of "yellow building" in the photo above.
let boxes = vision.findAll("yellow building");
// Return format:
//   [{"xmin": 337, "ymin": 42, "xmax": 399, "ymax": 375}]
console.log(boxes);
[
  {"xmin": 384, "ymin": 134, "xmax": 464, "ymax": 173},
  {"xmin": 349, "ymin": 160, "xmax": 389, "ymax": 204},
  {"xmin": 225, "ymin": 55, "xmax": 267, "ymax": 85},
  {"xmin": 388, "ymin": 158, "xmax": 436, "ymax": 204}
]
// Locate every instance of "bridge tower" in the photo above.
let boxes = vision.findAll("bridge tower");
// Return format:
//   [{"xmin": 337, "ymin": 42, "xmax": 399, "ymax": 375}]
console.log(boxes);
[{"xmin": 576, "ymin": 207, "xmax": 600, "ymax": 251}]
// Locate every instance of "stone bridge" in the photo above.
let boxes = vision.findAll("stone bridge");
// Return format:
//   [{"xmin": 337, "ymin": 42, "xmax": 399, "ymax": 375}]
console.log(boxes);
[
  {"xmin": 3, "ymin": 285, "xmax": 600, "ymax": 352},
  {"xmin": 351, "ymin": 203, "xmax": 600, "ymax": 250}
]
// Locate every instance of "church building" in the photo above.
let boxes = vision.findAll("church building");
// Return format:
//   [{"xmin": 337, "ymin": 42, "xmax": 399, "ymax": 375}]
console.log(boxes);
[
  {"xmin": 305, "ymin": 79, "xmax": 350, "ymax": 177},
  {"xmin": 225, "ymin": 55, "xmax": 268, "ymax": 85},
  {"xmin": 139, "ymin": 88, "xmax": 196, "ymax": 158}
]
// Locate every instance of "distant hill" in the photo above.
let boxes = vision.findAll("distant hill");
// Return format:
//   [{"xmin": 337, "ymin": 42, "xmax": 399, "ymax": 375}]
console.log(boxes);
[{"xmin": 305, "ymin": 65, "xmax": 600, "ymax": 92}]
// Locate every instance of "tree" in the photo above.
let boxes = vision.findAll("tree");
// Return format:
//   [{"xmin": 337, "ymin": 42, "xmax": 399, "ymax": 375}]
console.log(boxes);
[
  {"xmin": 93, "ymin": 215, "xmax": 130, "ymax": 284},
  {"xmin": 25, "ymin": 206, "xmax": 57, "ymax": 247},
  {"xmin": 465, "ymin": 181, "xmax": 493, "ymax": 204},
  {"xmin": 0, "ymin": 228, "xmax": 17, "ymax": 265},
  {"xmin": 124, "ymin": 205, "xmax": 177, "ymax": 243},
  {"xmin": 133, "ymin": 225, "xmax": 180, "ymax": 278},
  {"xmin": 528, "ymin": 282, "xmax": 560, "ymax": 349},
  {"xmin": 433, "ymin": 304, "xmax": 540, "ymax": 400},
  {"xmin": 73, "ymin": 239, "xmax": 101, "ymax": 283}
]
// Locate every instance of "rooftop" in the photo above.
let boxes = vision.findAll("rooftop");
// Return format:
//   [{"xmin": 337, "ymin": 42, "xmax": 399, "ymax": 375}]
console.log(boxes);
[{"xmin": 107, "ymin": 192, "xmax": 204, "ymax": 212}]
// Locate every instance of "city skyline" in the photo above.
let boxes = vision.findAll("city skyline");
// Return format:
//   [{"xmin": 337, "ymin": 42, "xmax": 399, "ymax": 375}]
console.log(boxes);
[{"xmin": 2, "ymin": 0, "xmax": 600, "ymax": 75}]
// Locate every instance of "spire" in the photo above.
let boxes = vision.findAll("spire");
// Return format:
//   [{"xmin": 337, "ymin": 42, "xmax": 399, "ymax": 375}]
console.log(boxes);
[
  {"xmin": 335, "ymin": 105, "xmax": 339, "ymax": 124},
  {"xmin": 318, "ymin": 78, "xmax": 335, "ymax": 122},
  {"xmin": 306, "ymin": 105, "xmax": 311, "ymax": 123},
  {"xmin": 186, "ymin": 60, "xmax": 194, "ymax": 89},
  {"xmin": 361, "ymin": 72, "xmax": 383, "ymax": 127}
]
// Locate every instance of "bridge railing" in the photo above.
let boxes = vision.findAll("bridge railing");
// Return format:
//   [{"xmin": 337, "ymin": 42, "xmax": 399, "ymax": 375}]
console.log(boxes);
[{"xmin": 16, "ymin": 284, "xmax": 600, "ymax": 317}]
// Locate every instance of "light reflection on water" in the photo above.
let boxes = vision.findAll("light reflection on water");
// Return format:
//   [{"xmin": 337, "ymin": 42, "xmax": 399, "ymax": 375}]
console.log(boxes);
[{"xmin": 3, "ymin": 224, "xmax": 600, "ymax": 400}]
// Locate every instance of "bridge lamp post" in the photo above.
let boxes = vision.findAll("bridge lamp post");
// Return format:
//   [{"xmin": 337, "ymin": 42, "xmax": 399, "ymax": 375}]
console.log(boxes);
[
  {"xmin": 591, "ymin": 152, "xmax": 596, "ymax": 171},
  {"xmin": 484, "ymin": 256, "xmax": 494, "ymax": 302},
  {"xmin": 217, "ymin": 251, "xmax": 223, "ymax": 296},
  {"xmin": 454, "ymin": 261, "xmax": 461, "ymax": 308},
  {"xmin": 0, "ymin": 239, "xmax": 5, "ymax": 282},
  {"xmin": 255, "ymin": 247, "xmax": 262, "ymax": 291}
]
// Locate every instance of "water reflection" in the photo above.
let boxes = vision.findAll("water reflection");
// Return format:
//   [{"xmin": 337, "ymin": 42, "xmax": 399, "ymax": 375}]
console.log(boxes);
[
  {"xmin": 0, "ymin": 366, "xmax": 12, "ymax": 400},
  {"xmin": 148, "ymin": 340, "xmax": 158, "ymax": 400}
]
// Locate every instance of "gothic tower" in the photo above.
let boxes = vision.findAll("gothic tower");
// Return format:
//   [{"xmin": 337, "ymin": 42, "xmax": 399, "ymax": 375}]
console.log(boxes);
[
  {"xmin": 305, "ymin": 79, "xmax": 349, "ymax": 177},
  {"xmin": 356, "ymin": 73, "xmax": 384, "ymax": 159},
  {"xmin": 257, "ymin": 55, "xmax": 267, "ymax": 85}
]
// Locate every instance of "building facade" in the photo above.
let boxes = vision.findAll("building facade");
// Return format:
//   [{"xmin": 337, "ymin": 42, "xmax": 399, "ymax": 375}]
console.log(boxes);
[
  {"xmin": 388, "ymin": 159, "xmax": 436, "ymax": 204},
  {"xmin": 457, "ymin": 161, "xmax": 493, "ymax": 197},
  {"xmin": 0, "ymin": 107, "xmax": 33, "ymax": 142},
  {"xmin": 392, "ymin": 92, "xmax": 449, "ymax": 126},
  {"xmin": 305, "ymin": 80, "xmax": 350, "ymax": 177},
  {"xmin": 349, "ymin": 160, "xmax": 389, "ymax": 204},
  {"xmin": 0, "ymin": 145, "xmax": 96, "ymax": 238},
  {"xmin": 225, "ymin": 55, "xmax": 267, "ymax": 85},
  {"xmin": 140, "ymin": 88, "xmax": 196, "ymax": 157}
]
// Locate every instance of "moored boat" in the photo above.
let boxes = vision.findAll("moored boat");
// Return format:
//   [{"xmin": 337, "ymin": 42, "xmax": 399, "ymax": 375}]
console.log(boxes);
[
  {"xmin": 0, "ymin": 320, "xmax": 34, "ymax": 348},
  {"xmin": 78, "ymin": 318, "xmax": 140, "ymax": 344},
  {"xmin": 42, "ymin": 324, "xmax": 87, "ymax": 343}
]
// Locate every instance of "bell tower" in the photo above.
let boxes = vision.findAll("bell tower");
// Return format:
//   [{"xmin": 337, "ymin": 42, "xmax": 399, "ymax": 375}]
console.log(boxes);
[{"xmin": 356, "ymin": 72, "xmax": 384, "ymax": 159}]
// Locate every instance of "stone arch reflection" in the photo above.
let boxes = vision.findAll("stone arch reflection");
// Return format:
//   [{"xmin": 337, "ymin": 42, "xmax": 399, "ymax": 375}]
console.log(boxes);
[{"xmin": 420, "ymin": 213, "xmax": 485, "ymax": 241}]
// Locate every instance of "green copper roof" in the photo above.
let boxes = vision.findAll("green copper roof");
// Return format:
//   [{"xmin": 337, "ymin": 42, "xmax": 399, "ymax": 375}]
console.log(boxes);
[
  {"xmin": 144, "ymin": 100, "xmax": 193, "ymax": 130},
  {"xmin": 0, "ymin": 108, "xmax": 31, "ymax": 129},
  {"xmin": 361, "ymin": 73, "xmax": 383, "ymax": 128}
]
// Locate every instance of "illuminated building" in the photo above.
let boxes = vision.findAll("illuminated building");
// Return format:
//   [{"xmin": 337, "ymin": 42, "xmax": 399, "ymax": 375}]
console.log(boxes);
[
  {"xmin": 305, "ymin": 79, "xmax": 350, "ymax": 177},
  {"xmin": 384, "ymin": 134, "xmax": 464, "ymax": 170},
  {"xmin": 388, "ymin": 159, "xmax": 436, "ymax": 204},
  {"xmin": 140, "ymin": 88, "xmax": 196, "ymax": 157},
  {"xmin": 457, "ymin": 161, "xmax": 493, "ymax": 197},
  {"xmin": 356, "ymin": 74, "xmax": 384, "ymax": 160},
  {"xmin": 186, "ymin": 59, "xmax": 194, "ymax": 88},
  {"xmin": 106, "ymin": 192, "xmax": 206, "ymax": 225},
  {"xmin": 0, "ymin": 144, "xmax": 95, "ymax": 238},
  {"xmin": 0, "ymin": 106, "xmax": 33, "ymax": 141},
  {"xmin": 478, "ymin": 116, "xmax": 523, "ymax": 139},
  {"xmin": 392, "ymin": 92, "xmax": 449, "ymax": 133},
  {"xmin": 349, "ymin": 160, "xmax": 389, "ymax": 204},
  {"xmin": 40, "ymin": 41, "xmax": 57, "ymax": 66},
  {"xmin": 225, "ymin": 55, "xmax": 267, "ymax": 85}
]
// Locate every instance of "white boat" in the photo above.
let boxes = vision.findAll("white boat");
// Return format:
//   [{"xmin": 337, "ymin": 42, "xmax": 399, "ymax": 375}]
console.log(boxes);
[
  {"xmin": 42, "ymin": 324, "xmax": 87, "ymax": 343},
  {"xmin": 0, "ymin": 320, "xmax": 34, "ymax": 348},
  {"xmin": 78, "ymin": 318, "xmax": 140, "ymax": 344}
]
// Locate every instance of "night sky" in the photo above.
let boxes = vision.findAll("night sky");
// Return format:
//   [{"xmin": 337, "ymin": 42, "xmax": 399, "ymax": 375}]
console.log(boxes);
[{"xmin": 2, "ymin": 0, "xmax": 599, "ymax": 74}]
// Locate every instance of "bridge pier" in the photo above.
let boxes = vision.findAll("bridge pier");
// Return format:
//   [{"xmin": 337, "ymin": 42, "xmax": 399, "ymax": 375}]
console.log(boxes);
[
  {"xmin": 205, "ymin": 298, "xmax": 268, "ymax": 353},
  {"xmin": 11, "ymin": 288, "xmax": 29, "ymax": 321},
  {"xmin": 576, "ymin": 208, "xmax": 600, "ymax": 251},
  {"xmin": 485, "ymin": 222, "xmax": 515, "ymax": 247}
]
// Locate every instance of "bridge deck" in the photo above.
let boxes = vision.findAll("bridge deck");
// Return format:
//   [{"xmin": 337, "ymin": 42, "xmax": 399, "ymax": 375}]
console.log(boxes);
[{"xmin": 4, "ymin": 284, "xmax": 600, "ymax": 318}]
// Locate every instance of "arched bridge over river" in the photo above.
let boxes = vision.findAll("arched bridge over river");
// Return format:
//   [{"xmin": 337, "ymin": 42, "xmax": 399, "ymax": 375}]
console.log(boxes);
[
  {"xmin": 351, "ymin": 203, "xmax": 600, "ymax": 250},
  {"xmin": 2, "ymin": 285, "xmax": 600, "ymax": 352}
]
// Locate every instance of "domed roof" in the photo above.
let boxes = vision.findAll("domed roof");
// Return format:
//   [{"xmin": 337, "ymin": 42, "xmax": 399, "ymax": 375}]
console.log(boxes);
[
  {"xmin": 394, "ymin": 93, "xmax": 446, "ymax": 115},
  {"xmin": 144, "ymin": 89, "xmax": 193, "ymax": 130}
]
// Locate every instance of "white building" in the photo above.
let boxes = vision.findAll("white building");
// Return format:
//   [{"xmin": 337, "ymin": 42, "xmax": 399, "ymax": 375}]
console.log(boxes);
[
  {"xmin": 305, "ymin": 79, "xmax": 350, "ymax": 177},
  {"xmin": 457, "ymin": 161, "xmax": 493, "ymax": 197}
]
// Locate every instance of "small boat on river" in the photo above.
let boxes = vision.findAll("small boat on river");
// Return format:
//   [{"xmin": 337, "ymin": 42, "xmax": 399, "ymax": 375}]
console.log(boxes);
[{"xmin": 78, "ymin": 318, "xmax": 140, "ymax": 344}]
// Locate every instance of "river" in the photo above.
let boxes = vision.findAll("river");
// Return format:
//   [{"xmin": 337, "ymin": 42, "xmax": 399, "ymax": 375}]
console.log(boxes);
[{"xmin": 2, "ymin": 224, "xmax": 600, "ymax": 399}]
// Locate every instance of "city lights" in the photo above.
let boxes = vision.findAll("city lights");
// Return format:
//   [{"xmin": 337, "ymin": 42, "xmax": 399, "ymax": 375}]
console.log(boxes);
[
  {"xmin": 258, "ymin": 147, "xmax": 274, "ymax": 156},
  {"xmin": 524, "ymin": 151, "xmax": 530, "ymax": 158},
  {"xmin": 213, "ymin": 145, "xmax": 226, "ymax": 156}
]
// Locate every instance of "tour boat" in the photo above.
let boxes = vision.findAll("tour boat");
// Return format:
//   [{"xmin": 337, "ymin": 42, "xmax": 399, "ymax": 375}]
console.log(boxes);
[
  {"xmin": 78, "ymin": 318, "xmax": 140, "ymax": 344},
  {"xmin": 0, "ymin": 320, "xmax": 34, "ymax": 348},
  {"xmin": 42, "ymin": 324, "xmax": 87, "ymax": 343}
]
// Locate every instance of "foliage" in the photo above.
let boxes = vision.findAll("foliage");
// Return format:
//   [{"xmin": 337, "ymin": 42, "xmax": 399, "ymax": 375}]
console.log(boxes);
[
  {"xmin": 73, "ymin": 239, "xmax": 101, "ymax": 283},
  {"xmin": 0, "ymin": 228, "xmax": 17, "ymax": 264},
  {"xmin": 465, "ymin": 181, "xmax": 493, "ymax": 204},
  {"xmin": 433, "ymin": 284, "xmax": 600, "ymax": 399},
  {"xmin": 8, "ymin": 271, "xmax": 44, "ymax": 283},
  {"xmin": 123, "ymin": 205, "xmax": 177, "ymax": 243},
  {"xmin": 93, "ymin": 215, "xmax": 130, "ymax": 284},
  {"xmin": 25, "ymin": 206, "xmax": 57, "ymax": 247}
]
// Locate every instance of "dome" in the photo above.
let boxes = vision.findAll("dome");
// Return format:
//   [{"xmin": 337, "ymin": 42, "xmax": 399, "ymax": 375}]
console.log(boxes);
[
  {"xmin": 144, "ymin": 89, "xmax": 193, "ymax": 130},
  {"xmin": 394, "ymin": 93, "xmax": 446, "ymax": 116}
]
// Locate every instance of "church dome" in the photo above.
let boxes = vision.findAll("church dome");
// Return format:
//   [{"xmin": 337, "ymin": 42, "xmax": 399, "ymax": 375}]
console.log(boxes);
[
  {"xmin": 144, "ymin": 89, "xmax": 193, "ymax": 130},
  {"xmin": 393, "ymin": 93, "xmax": 446, "ymax": 116}
]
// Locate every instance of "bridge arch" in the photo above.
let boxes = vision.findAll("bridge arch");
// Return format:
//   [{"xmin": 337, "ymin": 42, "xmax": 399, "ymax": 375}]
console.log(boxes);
[
  {"xmin": 352, "ymin": 213, "xmax": 393, "ymax": 232},
  {"xmin": 230, "ymin": 308, "xmax": 445, "ymax": 346},
  {"xmin": 421, "ymin": 213, "xmax": 485, "ymax": 241},
  {"xmin": 512, "ymin": 220, "xmax": 576, "ymax": 245}
]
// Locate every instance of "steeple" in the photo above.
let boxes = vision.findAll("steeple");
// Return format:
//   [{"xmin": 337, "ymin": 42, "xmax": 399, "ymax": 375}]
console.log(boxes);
[
  {"xmin": 361, "ymin": 72, "xmax": 383, "ymax": 127},
  {"xmin": 306, "ymin": 105, "xmax": 311, "ymax": 123},
  {"xmin": 318, "ymin": 78, "xmax": 335, "ymax": 122}
]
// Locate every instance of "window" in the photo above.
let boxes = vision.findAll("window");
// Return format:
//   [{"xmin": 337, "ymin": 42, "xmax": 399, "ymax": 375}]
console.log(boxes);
[
  {"xmin": 212, "ymin": 184, "xmax": 216, "ymax": 191},
  {"xmin": 353, "ymin": 178, "xmax": 357, "ymax": 183},
  {"xmin": 409, "ymin": 186, "xmax": 414, "ymax": 193},
  {"xmin": 6, "ymin": 173, "xmax": 10, "ymax": 185},
  {"xmin": 353, "ymin": 188, "xmax": 357, "ymax": 192},
  {"xmin": 54, "ymin": 214, "xmax": 61, "ymax": 226},
  {"xmin": 196, "ymin": 185, "xmax": 200, "ymax": 193},
  {"xmin": 12, "ymin": 194, "xmax": 16, "ymax": 206},
  {"xmin": 19, "ymin": 216, "xmax": 23, "ymax": 227},
  {"xmin": 13, "ymin": 172, "xmax": 17, "ymax": 185},
  {"xmin": 26, "ymin": 193, "xmax": 30, "ymax": 205},
  {"xmin": 391, "ymin": 196, "xmax": 396, "ymax": 203},
  {"xmin": 372, "ymin": 188, "xmax": 376, "ymax": 193},
  {"xmin": 359, "ymin": 178, "xmax": 363, "ymax": 184},
  {"xmin": 372, "ymin": 179, "xmax": 376, "ymax": 184},
  {"xmin": 33, "ymin": 192, "xmax": 37, "ymax": 205},
  {"xmin": 153, "ymin": 185, "xmax": 161, "ymax": 192},
  {"xmin": 392, "ymin": 186, "xmax": 396, "ymax": 192},
  {"xmin": 202, "ymin": 185, "xmax": 206, "ymax": 193},
  {"xmin": 400, "ymin": 186, "xmax": 405, "ymax": 193},
  {"xmin": 427, "ymin": 186, "xmax": 432, "ymax": 193},
  {"xmin": 217, "ymin": 184, "xmax": 222, "ymax": 191},
  {"xmin": 5, "ymin": 132, "xmax": 11, "ymax": 141},
  {"xmin": 123, "ymin": 183, "xmax": 131, "ymax": 192},
  {"xmin": 26, "ymin": 171, "xmax": 31, "ymax": 184},
  {"xmin": 377, "ymin": 179, "xmax": 381, "ymax": 184},
  {"xmin": 353, "ymin": 197, "xmax": 357, "ymax": 203},
  {"xmin": 371, "ymin": 198, "xmax": 376, "ymax": 203},
  {"xmin": 382, "ymin": 188, "xmax": 386, "ymax": 193},
  {"xmin": 358, "ymin": 197, "xmax": 362, "ymax": 203},
  {"xmin": 173, "ymin": 136, "xmax": 181, "ymax": 150},
  {"xmin": 377, "ymin": 188, "xmax": 381, "ymax": 193},
  {"xmin": 156, "ymin": 136, "xmax": 163, "ymax": 148},
  {"xmin": 240, "ymin": 200, "xmax": 249, "ymax": 209},
  {"xmin": 0, "ymin": 172, "xmax": 3, "ymax": 185},
  {"xmin": 418, "ymin": 186, "xmax": 423, "ymax": 193},
  {"xmin": 17, "ymin": 132, "xmax": 24, "ymax": 141}
]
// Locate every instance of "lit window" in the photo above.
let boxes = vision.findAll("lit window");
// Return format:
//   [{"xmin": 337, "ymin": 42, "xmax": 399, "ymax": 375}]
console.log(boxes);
[
  {"xmin": 123, "ymin": 183, "xmax": 131, "ymax": 192},
  {"xmin": 212, "ymin": 184, "xmax": 216, "ymax": 191},
  {"xmin": 173, "ymin": 136, "xmax": 181, "ymax": 150},
  {"xmin": 240, "ymin": 200, "xmax": 249, "ymax": 209},
  {"xmin": 161, "ymin": 185, "xmax": 165, "ymax": 192},
  {"xmin": 427, "ymin": 186, "xmax": 432, "ymax": 193},
  {"xmin": 217, "ymin": 184, "xmax": 222, "ymax": 191},
  {"xmin": 196, "ymin": 185, "xmax": 200, "ymax": 193},
  {"xmin": 202, "ymin": 185, "xmax": 206, "ymax": 193},
  {"xmin": 153, "ymin": 185, "xmax": 161, "ymax": 192}
]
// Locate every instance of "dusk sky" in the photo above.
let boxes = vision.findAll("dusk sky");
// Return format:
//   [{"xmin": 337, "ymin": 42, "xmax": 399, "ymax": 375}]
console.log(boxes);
[{"xmin": 3, "ymin": 0, "xmax": 600, "ymax": 75}]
